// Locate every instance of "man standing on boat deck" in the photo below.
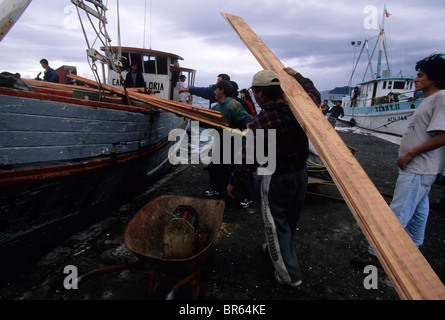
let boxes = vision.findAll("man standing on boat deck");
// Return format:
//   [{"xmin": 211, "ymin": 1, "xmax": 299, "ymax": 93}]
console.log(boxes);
[
  {"xmin": 352, "ymin": 53, "xmax": 445, "ymax": 269},
  {"xmin": 204, "ymin": 80, "xmax": 252, "ymax": 198},
  {"xmin": 125, "ymin": 63, "xmax": 145, "ymax": 88},
  {"xmin": 227, "ymin": 69, "xmax": 321, "ymax": 287},
  {"xmin": 36, "ymin": 59, "xmax": 59, "ymax": 83},
  {"xmin": 178, "ymin": 75, "xmax": 189, "ymax": 103}
]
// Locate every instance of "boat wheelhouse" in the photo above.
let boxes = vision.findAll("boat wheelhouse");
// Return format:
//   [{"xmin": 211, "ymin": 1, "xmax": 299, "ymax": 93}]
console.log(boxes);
[
  {"xmin": 343, "ymin": 76, "xmax": 416, "ymax": 109},
  {"xmin": 103, "ymin": 46, "xmax": 196, "ymax": 101}
]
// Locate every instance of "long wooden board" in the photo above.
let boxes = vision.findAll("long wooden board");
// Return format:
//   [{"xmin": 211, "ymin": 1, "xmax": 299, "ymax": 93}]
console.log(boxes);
[
  {"xmin": 221, "ymin": 12, "xmax": 445, "ymax": 300},
  {"xmin": 66, "ymin": 74, "xmax": 247, "ymax": 135}
]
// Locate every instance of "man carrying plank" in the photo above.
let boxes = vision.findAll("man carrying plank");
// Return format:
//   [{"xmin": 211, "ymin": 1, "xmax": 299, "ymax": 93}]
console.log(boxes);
[
  {"xmin": 227, "ymin": 69, "xmax": 321, "ymax": 287},
  {"xmin": 352, "ymin": 53, "xmax": 445, "ymax": 269}
]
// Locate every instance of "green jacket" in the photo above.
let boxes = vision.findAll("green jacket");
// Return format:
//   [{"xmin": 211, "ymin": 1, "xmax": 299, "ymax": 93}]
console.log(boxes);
[{"xmin": 212, "ymin": 97, "xmax": 252, "ymax": 130}]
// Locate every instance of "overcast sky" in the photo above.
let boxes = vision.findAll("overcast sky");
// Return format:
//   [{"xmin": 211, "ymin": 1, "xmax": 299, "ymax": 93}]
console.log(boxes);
[{"xmin": 1, "ymin": 0, "xmax": 444, "ymax": 91}]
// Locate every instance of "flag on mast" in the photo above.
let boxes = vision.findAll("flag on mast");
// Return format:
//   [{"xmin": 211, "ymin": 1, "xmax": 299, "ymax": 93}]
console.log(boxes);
[{"xmin": 385, "ymin": 9, "xmax": 392, "ymax": 18}]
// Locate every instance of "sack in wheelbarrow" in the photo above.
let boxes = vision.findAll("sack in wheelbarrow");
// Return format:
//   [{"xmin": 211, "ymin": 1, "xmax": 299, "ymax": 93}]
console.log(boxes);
[{"xmin": 163, "ymin": 205, "xmax": 199, "ymax": 259}]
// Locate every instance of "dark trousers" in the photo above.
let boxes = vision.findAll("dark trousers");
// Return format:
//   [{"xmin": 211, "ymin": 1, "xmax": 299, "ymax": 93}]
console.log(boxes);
[
  {"xmin": 208, "ymin": 163, "xmax": 231, "ymax": 193},
  {"xmin": 261, "ymin": 166, "xmax": 308, "ymax": 283}
]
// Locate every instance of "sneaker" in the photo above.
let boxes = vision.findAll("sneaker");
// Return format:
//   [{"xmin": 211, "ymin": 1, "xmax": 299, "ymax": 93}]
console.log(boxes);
[
  {"xmin": 274, "ymin": 271, "xmax": 302, "ymax": 288},
  {"xmin": 240, "ymin": 198, "xmax": 253, "ymax": 208},
  {"xmin": 204, "ymin": 188, "xmax": 220, "ymax": 197},
  {"xmin": 351, "ymin": 251, "xmax": 382, "ymax": 270}
]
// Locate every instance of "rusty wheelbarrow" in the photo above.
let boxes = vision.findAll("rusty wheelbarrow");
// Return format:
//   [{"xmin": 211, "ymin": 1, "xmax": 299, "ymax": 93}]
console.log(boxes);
[{"xmin": 77, "ymin": 195, "xmax": 225, "ymax": 300}]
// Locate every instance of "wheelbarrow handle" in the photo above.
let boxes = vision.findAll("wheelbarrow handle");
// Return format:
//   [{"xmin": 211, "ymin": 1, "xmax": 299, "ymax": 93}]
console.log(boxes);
[
  {"xmin": 76, "ymin": 261, "xmax": 143, "ymax": 285},
  {"xmin": 166, "ymin": 272, "xmax": 199, "ymax": 300}
]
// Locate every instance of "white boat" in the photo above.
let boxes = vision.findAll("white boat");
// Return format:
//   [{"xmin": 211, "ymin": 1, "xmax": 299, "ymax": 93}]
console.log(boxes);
[{"xmin": 341, "ymin": 6, "xmax": 423, "ymax": 137}]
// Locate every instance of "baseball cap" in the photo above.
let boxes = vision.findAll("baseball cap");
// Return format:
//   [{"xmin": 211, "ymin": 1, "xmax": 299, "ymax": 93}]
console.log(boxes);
[{"xmin": 248, "ymin": 70, "xmax": 281, "ymax": 89}]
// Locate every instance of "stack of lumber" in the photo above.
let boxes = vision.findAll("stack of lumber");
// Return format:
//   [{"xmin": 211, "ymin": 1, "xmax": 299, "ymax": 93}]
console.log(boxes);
[
  {"xmin": 221, "ymin": 12, "xmax": 445, "ymax": 300},
  {"xmin": 67, "ymin": 74, "xmax": 237, "ymax": 133}
]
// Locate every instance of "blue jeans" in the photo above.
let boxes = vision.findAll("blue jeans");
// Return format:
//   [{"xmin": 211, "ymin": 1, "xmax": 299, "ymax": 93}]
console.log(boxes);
[{"xmin": 369, "ymin": 170, "xmax": 436, "ymax": 255}]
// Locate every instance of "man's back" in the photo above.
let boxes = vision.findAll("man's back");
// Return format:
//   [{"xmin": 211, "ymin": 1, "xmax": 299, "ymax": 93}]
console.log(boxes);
[
  {"xmin": 213, "ymin": 97, "xmax": 252, "ymax": 130},
  {"xmin": 250, "ymin": 101, "xmax": 308, "ymax": 172}
]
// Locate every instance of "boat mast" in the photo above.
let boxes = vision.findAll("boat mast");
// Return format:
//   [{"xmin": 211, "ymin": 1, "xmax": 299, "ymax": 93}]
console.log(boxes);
[{"xmin": 376, "ymin": 5, "xmax": 387, "ymax": 78}]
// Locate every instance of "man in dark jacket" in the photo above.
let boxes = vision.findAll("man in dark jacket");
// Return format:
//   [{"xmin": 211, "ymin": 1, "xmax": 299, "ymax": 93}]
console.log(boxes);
[
  {"xmin": 227, "ymin": 69, "xmax": 321, "ymax": 287},
  {"xmin": 327, "ymin": 100, "xmax": 345, "ymax": 127},
  {"xmin": 37, "ymin": 59, "xmax": 59, "ymax": 83},
  {"xmin": 125, "ymin": 63, "xmax": 145, "ymax": 88}
]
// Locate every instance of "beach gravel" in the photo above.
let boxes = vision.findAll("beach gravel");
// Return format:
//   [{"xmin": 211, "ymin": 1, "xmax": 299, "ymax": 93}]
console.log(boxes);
[{"xmin": 1, "ymin": 129, "xmax": 444, "ymax": 301}]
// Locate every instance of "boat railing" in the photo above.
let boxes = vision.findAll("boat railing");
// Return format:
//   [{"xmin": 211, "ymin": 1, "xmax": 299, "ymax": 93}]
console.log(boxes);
[{"xmin": 343, "ymin": 89, "xmax": 421, "ymax": 108}]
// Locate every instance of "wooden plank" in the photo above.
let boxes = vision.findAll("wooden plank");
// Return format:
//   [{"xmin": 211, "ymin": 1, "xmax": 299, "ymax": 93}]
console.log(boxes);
[
  {"xmin": 66, "ymin": 74, "xmax": 249, "ymax": 136},
  {"xmin": 221, "ymin": 12, "xmax": 445, "ymax": 300}
]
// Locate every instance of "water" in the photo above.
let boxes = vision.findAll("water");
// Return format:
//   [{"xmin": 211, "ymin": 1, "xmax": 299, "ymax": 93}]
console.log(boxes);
[
  {"xmin": 191, "ymin": 96, "xmax": 211, "ymax": 109},
  {"xmin": 191, "ymin": 96, "xmax": 401, "ymax": 146}
]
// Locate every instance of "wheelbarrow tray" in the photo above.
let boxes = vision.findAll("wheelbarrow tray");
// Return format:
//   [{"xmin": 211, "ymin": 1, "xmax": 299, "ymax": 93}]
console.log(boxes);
[{"xmin": 124, "ymin": 195, "xmax": 224, "ymax": 273}]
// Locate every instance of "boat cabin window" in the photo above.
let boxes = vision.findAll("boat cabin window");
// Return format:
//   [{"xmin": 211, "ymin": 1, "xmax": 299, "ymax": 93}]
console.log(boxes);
[
  {"xmin": 143, "ymin": 55, "xmax": 156, "ymax": 74},
  {"xmin": 383, "ymin": 81, "xmax": 387, "ymax": 89},
  {"xmin": 142, "ymin": 55, "xmax": 168, "ymax": 75},
  {"xmin": 393, "ymin": 81, "xmax": 405, "ymax": 90},
  {"xmin": 130, "ymin": 53, "xmax": 143, "ymax": 71},
  {"xmin": 388, "ymin": 81, "xmax": 392, "ymax": 90},
  {"xmin": 157, "ymin": 56, "xmax": 168, "ymax": 75}
]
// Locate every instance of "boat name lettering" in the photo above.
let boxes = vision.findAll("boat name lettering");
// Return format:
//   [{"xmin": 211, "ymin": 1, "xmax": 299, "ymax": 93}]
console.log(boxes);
[
  {"xmin": 147, "ymin": 82, "xmax": 164, "ymax": 91},
  {"xmin": 387, "ymin": 116, "xmax": 408, "ymax": 124},
  {"xmin": 374, "ymin": 104, "xmax": 400, "ymax": 112},
  {"xmin": 112, "ymin": 78, "xmax": 123, "ymax": 87},
  {"xmin": 111, "ymin": 78, "xmax": 165, "ymax": 91}
]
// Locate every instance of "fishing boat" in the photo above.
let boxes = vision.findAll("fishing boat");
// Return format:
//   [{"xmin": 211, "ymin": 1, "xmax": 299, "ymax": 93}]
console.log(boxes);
[
  {"xmin": 340, "ymin": 7, "xmax": 423, "ymax": 136},
  {"xmin": 0, "ymin": 0, "xmax": 197, "ymax": 279}
]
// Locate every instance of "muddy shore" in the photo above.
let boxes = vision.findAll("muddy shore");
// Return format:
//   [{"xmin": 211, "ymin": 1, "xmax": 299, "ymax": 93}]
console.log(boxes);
[{"xmin": 0, "ymin": 129, "xmax": 444, "ymax": 302}]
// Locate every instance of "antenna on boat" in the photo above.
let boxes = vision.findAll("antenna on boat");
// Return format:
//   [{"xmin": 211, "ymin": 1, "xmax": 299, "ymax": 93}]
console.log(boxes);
[
  {"xmin": 149, "ymin": 0, "xmax": 153, "ymax": 49},
  {"xmin": 143, "ymin": 0, "xmax": 153, "ymax": 49},
  {"xmin": 116, "ymin": 0, "xmax": 122, "ymax": 64},
  {"xmin": 376, "ymin": 4, "xmax": 391, "ymax": 78}
]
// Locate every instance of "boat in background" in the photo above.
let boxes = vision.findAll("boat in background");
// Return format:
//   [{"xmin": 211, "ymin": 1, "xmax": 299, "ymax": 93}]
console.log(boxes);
[
  {"xmin": 340, "ymin": 6, "xmax": 422, "ymax": 137},
  {"xmin": 0, "ymin": 0, "xmax": 196, "ymax": 280}
]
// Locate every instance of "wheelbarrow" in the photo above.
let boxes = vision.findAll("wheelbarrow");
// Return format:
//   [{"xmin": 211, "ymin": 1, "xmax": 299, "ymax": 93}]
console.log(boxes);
[{"xmin": 77, "ymin": 195, "xmax": 225, "ymax": 299}]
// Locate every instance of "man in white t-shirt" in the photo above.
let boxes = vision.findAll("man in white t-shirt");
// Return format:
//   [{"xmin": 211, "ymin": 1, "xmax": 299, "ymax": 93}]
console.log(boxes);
[
  {"xmin": 352, "ymin": 53, "xmax": 445, "ymax": 269},
  {"xmin": 178, "ymin": 75, "xmax": 189, "ymax": 103}
]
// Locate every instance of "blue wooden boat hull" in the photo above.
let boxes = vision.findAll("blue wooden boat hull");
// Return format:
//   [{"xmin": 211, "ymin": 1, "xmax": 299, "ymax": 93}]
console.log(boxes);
[{"xmin": 0, "ymin": 90, "xmax": 187, "ymax": 279}]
